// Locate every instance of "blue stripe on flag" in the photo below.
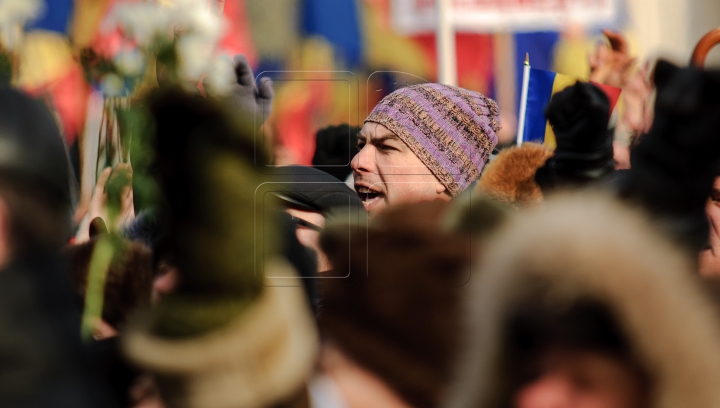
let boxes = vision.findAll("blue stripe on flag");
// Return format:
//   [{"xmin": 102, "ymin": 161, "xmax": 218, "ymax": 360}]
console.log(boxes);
[
  {"xmin": 523, "ymin": 68, "xmax": 555, "ymax": 143},
  {"xmin": 28, "ymin": 0, "xmax": 73, "ymax": 33}
]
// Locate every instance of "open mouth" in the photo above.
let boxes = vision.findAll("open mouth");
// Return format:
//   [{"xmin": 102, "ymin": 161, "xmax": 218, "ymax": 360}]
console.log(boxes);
[{"xmin": 356, "ymin": 186, "xmax": 383, "ymax": 208}]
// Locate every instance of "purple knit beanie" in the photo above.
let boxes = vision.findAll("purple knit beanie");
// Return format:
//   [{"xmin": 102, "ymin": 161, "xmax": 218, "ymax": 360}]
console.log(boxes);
[{"xmin": 365, "ymin": 83, "xmax": 500, "ymax": 196}]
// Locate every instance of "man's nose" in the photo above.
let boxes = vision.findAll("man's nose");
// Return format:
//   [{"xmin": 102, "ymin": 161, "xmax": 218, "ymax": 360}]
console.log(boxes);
[
  {"xmin": 351, "ymin": 145, "xmax": 374, "ymax": 174},
  {"xmin": 514, "ymin": 374, "xmax": 574, "ymax": 408}
]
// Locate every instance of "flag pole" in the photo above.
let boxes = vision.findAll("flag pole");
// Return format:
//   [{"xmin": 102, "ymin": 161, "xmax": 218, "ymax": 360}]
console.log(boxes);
[
  {"xmin": 516, "ymin": 53, "xmax": 530, "ymax": 145},
  {"xmin": 436, "ymin": 0, "xmax": 457, "ymax": 86}
]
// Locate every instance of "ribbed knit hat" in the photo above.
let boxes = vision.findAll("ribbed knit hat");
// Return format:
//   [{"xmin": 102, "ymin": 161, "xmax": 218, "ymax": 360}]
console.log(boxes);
[{"xmin": 365, "ymin": 83, "xmax": 500, "ymax": 196}]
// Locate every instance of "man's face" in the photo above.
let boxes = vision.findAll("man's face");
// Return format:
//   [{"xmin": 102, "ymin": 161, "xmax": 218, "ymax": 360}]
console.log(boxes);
[
  {"xmin": 285, "ymin": 208, "xmax": 330, "ymax": 273},
  {"xmin": 699, "ymin": 177, "xmax": 720, "ymax": 278},
  {"xmin": 351, "ymin": 122, "xmax": 448, "ymax": 215},
  {"xmin": 514, "ymin": 350, "xmax": 647, "ymax": 408}
]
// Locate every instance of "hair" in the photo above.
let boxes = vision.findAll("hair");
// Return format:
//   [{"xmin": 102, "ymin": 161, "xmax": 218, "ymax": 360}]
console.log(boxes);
[
  {"xmin": 498, "ymin": 295, "xmax": 651, "ymax": 408},
  {"xmin": 62, "ymin": 238, "xmax": 153, "ymax": 328},
  {"xmin": 0, "ymin": 174, "xmax": 71, "ymax": 256},
  {"xmin": 311, "ymin": 124, "xmax": 360, "ymax": 181},
  {"xmin": 319, "ymin": 201, "xmax": 472, "ymax": 408}
]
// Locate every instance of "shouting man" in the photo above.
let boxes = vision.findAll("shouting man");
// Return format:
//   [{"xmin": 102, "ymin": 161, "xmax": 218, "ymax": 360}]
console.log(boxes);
[{"xmin": 352, "ymin": 83, "xmax": 501, "ymax": 215}]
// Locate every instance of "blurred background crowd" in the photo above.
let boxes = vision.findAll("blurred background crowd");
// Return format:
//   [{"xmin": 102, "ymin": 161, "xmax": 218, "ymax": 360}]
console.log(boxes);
[{"xmin": 2, "ymin": 0, "xmax": 720, "ymax": 408}]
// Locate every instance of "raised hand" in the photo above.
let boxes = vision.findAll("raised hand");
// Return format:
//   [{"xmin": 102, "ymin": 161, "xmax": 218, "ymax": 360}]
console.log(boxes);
[
  {"xmin": 589, "ymin": 30, "xmax": 635, "ymax": 88},
  {"xmin": 226, "ymin": 54, "xmax": 274, "ymax": 131}
]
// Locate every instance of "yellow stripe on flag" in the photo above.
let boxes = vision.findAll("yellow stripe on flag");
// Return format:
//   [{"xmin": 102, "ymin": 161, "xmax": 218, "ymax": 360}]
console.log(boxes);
[
  {"xmin": 17, "ymin": 31, "xmax": 75, "ymax": 89},
  {"xmin": 543, "ymin": 73, "xmax": 577, "ymax": 149}
]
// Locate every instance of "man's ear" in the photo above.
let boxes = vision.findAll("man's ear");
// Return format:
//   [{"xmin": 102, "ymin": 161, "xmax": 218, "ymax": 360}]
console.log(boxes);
[
  {"xmin": 0, "ymin": 196, "xmax": 11, "ymax": 269},
  {"xmin": 436, "ymin": 183, "xmax": 448, "ymax": 195}
]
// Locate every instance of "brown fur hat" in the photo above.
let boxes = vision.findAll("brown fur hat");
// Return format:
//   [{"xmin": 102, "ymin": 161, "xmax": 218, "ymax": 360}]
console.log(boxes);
[
  {"xmin": 446, "ymin": 192, "xmax": 720, "ymax": 408},
  {"xmin": 476, "ymin": 143, "xmax": 552, "ymax": 207},
  {"xmin": 319, "ymin": 201, "xmax": 474, "ymax": 408},
  {"xmin": 63, "ymin": 238, "xmax": 153, "ymax": 328}
]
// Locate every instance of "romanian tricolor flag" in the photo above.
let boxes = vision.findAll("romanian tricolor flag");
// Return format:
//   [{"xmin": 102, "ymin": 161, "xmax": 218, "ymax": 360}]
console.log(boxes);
[{"xmin": 517, "ymin": 66, "xmax": 621, "ymax": 148}]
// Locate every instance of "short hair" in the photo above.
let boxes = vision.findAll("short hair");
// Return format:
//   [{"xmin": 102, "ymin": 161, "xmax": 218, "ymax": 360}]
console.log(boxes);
[
  {"xmin": 63, "ymin": 238, "xmax": 153, "ymax": 328},
  {"xmin": 0, "ymin": 176, "xmax": 71, "ymax": 255}
]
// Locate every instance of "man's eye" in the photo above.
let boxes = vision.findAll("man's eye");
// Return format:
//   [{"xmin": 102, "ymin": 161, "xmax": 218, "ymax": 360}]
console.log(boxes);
[
  {"xmin": 357, "ymin": 141, "xmax": 365, "ymax": 149},
  {"xmin": 711, "ymin": 191, "xmax": 720, "ymax": 204},
  {"xmin": 379, "ymin": 144, "xmax": 396, "ymax": 151}
]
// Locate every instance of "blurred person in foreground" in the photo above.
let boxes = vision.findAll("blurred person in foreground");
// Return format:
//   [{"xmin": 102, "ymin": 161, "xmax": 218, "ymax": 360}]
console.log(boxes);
[
  {"xmin": 352, "ymin": 84, "xmax": 500, "ymax": 216},
  {"xmin": 122, "ymin": 87, "xmax": 318, "ymax": 408},
  {"xmin": 266, "ymin": 165, "xmax": 364, "ymax": 312},
  {"xmin": 0, "ymin": 87, "xmax": 116, "ymax": 406},
  {"xmin": 272, "ymin": 165, "xmax": 363, "ymax": 272},
  {"xmin": 63, "ymin": 235, "xmax": 153, "ymax": 340},
  {"xmin": 615, "ymin": 61, "xmax": 720, "ymax": 256},
  {"xmin": 700, "ymin": 176, "xmax": 720, "ymax": 278},
  {"xmin": 313, "ymin": 197, "xmax": 507, "ymax": 408},
  {"xmin": 446, "ymin": 192, "xmax": 720, "ymax": 408}
]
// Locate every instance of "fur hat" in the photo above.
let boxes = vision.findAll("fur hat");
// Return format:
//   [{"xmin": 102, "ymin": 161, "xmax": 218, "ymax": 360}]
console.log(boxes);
[
  {"xmin": 535, "ymin": 82, "xmax": 614, "ymax": 191},
  {"xmin": 446, "ymin": 192, "xmax": 720, "ymax": 408},
  {"xmin": 477, "ymin": 143, "xmax": 552, "ymax": 207},
  {"xmin": 366, "ymin": 84, "xmax": 500, "ymax": 196},
  {"xmin": 123, "ymin": 260, "xmax": 318, "ymax": 408}
]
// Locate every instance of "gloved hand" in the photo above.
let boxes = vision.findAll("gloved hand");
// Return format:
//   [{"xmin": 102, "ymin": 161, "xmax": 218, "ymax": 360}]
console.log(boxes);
[
  {"xmin": 227, "ymin": 54, "xmax": 274, "ymax": 132},
  {"xmin": 535, "ymin": 82, "xmax": 614, "ymax": 191}
]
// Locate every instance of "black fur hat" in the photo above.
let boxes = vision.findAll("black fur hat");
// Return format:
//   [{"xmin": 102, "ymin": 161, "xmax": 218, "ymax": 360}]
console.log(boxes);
[{"xmin": 535, "ymin": 82, "xmax": 614, "ymax": 191}]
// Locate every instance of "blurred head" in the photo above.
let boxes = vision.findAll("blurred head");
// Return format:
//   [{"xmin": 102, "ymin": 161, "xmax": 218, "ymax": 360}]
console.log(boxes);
[
  {"xmin": 312, "ymin": 124, "xmax": 360, "ymax": 181},
  {"xmin": 507, "ymin": 299, "xmax": 649, "ymax": 408},
  {"xmin": 514, "ymin": 350, "xmax": 647, "ymax": 408},
  {"xmin": 270, "ymin": 165, "xmax": 363, "ymax": 273},
  {"xmin": 447, "ymin": 193, "xmax": 720, "ymax": 408},
  {"xmin": 0, "ymin": 87, "xmax": 72, "ymax": 266},
  {"xmin": 63, "ymin": 238, "xmax": 153, "ymax": 338},
  {"xmin": 699, "ymin": 176, "xmax": 720, "ymax": 278},
  {"xmin": 319, "ymin": 201, "xmax": 472, "ymax": 407},
  {"xmin": 352, "ymin": 84, "xmax": 500, "ymax": 216}
]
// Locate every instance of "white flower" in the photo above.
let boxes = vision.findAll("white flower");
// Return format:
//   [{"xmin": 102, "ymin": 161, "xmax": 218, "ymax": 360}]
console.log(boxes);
[
  {"xmin": 101, "ymin": 74, "xmax": 125, "ymax": 97},
  {"xmin": 104, "ymin": 2, "xmax": 172, "ymax": 47},
  {"xmin": 0, "ymin": 0, "xmax": 43, "ymax": 50},
  {"xmin": 103, "ymin": 0, "xmax": 227, "ymax": 86},
  {"xmin": 114, "ymin": 49, "xmax": 145, "ymax": 77},
  {"xmin": 0, "ymin": 0, "xmax": 43, "ymax": 26},
  {"xmin": 176, "ymin": 33, "xmax": 212, "ymax": 81},
  {"xmin": 204, "ymin": 55, "xmax": 235, "ymax": 97}
]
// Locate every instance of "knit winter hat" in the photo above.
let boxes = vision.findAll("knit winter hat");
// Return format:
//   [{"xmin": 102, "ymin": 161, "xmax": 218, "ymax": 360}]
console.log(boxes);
[{"xmin": 365, "ymin": 83, "xmax": 500, "ymax": 196}]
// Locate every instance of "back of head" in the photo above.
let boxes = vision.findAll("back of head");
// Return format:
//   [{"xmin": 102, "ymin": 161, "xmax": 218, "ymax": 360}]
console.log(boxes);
[
  {"xmin": 477, "ymin": 143, "xmax": 553, "ymax": 207},
  {"xmin": 0, "ymin": 87, "xmax": 71, "ymax": 254},
  {"xmin": 319, "ymin": 201, "xmax": 473, "ymax": 408},
  {"xmin": 0, "ymin": 87, "xmax": 70, "ymax": 205},
  {"xmin": 312, "ymin": 124, "xmax": 360, "ymax": 181},
  {"xmin": 617, "ymin": 61, "xmax": 720, "ymax": 253},
  {"xmin": 63, "ymin": 238, "xmax": 153, "ymax": 329},
  {"xmin": 446, "ymin": 192, "xmax": 720, "ymax": 408}
]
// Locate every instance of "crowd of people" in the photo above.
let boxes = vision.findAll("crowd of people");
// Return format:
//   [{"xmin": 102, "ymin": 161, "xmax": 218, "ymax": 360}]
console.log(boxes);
[{"xmin": 3, "ymin": 23, "xmax": 720, "ymax": 408}]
